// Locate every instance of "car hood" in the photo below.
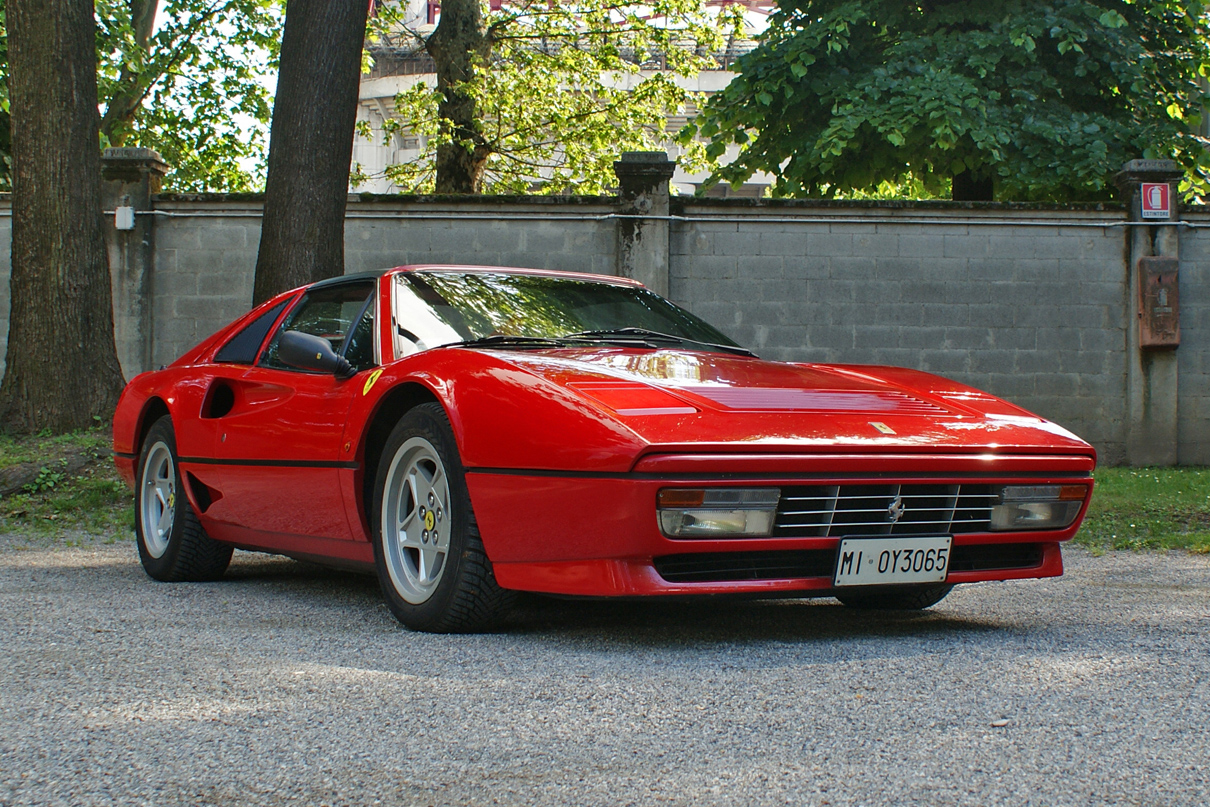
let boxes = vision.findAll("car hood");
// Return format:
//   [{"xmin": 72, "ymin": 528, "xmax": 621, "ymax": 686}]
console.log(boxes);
[{"xmin": 486, "ymin": 347, "xmax": 1094, "ymax": 457}]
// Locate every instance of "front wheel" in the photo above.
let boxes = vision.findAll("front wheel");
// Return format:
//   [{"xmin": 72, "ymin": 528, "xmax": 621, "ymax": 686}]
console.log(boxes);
[
  {"xmin": 836, "ymin": 585, "xmax": 953, "ymax": 611},
  {"xmin": 135, "ymin": 415, "xmax": 232, "ymax": 581},
  {"xmin": 372, "ymin": 403, "xmax": 516, "ymax": 632}
]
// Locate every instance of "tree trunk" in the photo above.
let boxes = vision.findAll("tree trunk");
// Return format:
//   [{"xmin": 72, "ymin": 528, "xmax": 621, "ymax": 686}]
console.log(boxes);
[
  {"xmin": 0, "ymin": 0, "xmax": 126, "ymax": 434},
  {"xmin": 427, "ymin": 0, "xmax": 491, "ymax": 193},
  {"xmin": 252, "ymin": 0, "xmax": 369, "ymax": 305}
]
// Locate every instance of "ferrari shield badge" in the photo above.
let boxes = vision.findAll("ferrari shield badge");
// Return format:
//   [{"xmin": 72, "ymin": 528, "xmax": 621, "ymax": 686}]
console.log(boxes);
[
  {"xmin": 869, "ymin": 421, "xmax": 896, "ymax": 435},
  {"xmin": 362, "ymin": 368, "xmax": 384, "ymax": 396}
]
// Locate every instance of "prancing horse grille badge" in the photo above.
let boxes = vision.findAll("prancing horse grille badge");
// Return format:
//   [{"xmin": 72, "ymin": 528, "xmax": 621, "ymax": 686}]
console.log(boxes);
[{"xmin": 887, "ymin": 495, "xmax": 906, "ymax": 523}]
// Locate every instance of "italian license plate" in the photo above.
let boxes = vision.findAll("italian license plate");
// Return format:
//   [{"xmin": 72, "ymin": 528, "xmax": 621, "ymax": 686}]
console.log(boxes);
[{"xmin": 833, "ymin": 536, "xmax": 952, "ymax": 587}]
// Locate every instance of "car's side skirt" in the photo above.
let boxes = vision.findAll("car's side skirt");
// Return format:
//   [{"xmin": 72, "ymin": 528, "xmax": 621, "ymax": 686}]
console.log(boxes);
[{"xmin": 201, "ymin": 521, "xmax": 375, "ymax": 569}]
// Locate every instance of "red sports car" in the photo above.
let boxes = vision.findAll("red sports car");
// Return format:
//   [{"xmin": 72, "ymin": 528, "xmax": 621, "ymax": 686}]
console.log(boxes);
[{"xmin": 113, "ymin": 266, "xmax": 1096, "ymax": 632}]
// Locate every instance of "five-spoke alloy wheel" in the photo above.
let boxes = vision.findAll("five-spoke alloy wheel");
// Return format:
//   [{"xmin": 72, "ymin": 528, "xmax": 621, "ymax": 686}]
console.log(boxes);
[
  {"xmin": 135, "ymin": 416, "xmax": 232, "ymax": 581},
  {"xmin": 372, "ymin": 403, "xmax": 515, "ymax": 632},
  {"xmin": 381, "ymin": 436, "xmax": 452, "ymax": 604}
]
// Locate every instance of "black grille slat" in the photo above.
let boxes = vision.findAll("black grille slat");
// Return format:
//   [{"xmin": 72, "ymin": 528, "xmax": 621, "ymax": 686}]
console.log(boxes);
[
  {"xmin": 653, "ymin": 543, "xmax": 1045, "ymax": 584},
  {"xmin": 770, "ymin": 483, "xmax": 994, "ymax": 538},
  {"xmin": 654, "ymin": 550, "xmax": 836, "ymax": 583},
  {"xmin": 949, "ymin": 543, "xmax": 1044, "ymax": 572}
]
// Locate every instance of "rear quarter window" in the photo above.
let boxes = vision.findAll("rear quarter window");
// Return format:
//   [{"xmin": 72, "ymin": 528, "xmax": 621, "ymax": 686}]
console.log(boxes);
[{"xmin": 214, "ymin": 300, "xmax": 290, "ymax": 364}]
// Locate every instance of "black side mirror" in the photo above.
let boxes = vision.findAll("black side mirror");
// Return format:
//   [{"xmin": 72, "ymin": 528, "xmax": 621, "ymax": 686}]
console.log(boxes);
[{"xmin": 278, "ymin": 330, "xmax": 355, "ymax": 379}]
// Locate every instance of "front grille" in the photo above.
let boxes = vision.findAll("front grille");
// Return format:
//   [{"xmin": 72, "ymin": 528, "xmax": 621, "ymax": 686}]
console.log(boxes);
[
  {"xmin": 773, "ymin": 484, "xmax": 995, "ymax": 538},
  {"xmin": 654, "ymin": 542, "xmax": 1045, "ymax": 584}
]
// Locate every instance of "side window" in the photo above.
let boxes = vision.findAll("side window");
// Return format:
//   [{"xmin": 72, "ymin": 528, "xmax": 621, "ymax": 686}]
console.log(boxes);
[
  {"xmin": 261, "ymin": 282, "xmax": 377, "ymax": 371},
  {"xmin": 214, "ymin": 299, "xmax": 289, "ymax": 364},
  {"xmin": 342, "ymin": 301, "xmax": 376, "ymax": 371}
]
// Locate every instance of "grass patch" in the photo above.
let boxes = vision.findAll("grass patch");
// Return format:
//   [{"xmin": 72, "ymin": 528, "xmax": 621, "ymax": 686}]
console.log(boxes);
[
  {"xmin": 0, "ymin": 426, "xmax": 112, "ymax": 470},
  {"xmin": 0, "ymin": 428, "xmax": 132, "ymax": 545},
  {"xmin": 1074, "ymin": 467, "xmax": 1210, "ymax": 553}
]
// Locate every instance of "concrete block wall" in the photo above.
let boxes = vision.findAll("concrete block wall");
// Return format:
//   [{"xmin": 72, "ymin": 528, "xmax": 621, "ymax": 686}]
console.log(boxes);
[
  {"xmin": 151, "ymin": 199, "xmax": 262, "ymax": 367},
  {"xmin": 1179, "ymin": 214, "xmax": 1210, "ymax": 464},
  {"xmin": 669, "ymin": 203, "xmax": 1131, "ymax": 464}
]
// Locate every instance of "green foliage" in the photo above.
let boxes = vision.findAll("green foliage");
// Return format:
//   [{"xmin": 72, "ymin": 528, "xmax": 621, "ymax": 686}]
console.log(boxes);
[
  {"xmin": 0, "ymin": 1, "xmax": 282, "ymax": 192},
  {"xmin": 1075, "ymin": 467, "xmax": 1210, "ymax": 553},
  {"xmin": 683, "ymin": 0, "xmax": 1210, "ymax": 201},
  {"xmin": 368, "ymin": 0, "xmax": 743, "ymax": 194},
  {"xmin": 24, "ymin": 463, "xmax": 66, "ymax": 494},
  {"xmin": 0, "ymin": 427, "xmax": 132, "ymax": 543},
  {"xmin": 95, "ymin": 0, "xmax": 284, "ymax": 191}
]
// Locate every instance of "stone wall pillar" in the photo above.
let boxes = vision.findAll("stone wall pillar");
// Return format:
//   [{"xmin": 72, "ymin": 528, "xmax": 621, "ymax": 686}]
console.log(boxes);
[
  {"xmin": 613, "ymin": 152, "xmax": 675, "ymax": 296},
  {"xmin": 1114, "ymin": 159, "xmax": 1183, "ymax": 466},
  {"xmin": 101, "ymin": 147, "xmax": 168, "ymax": 379}
]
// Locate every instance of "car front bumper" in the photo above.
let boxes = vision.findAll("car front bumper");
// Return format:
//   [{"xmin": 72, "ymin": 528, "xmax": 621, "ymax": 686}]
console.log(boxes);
[{"xmin": 466, "ymin": 452, "xmax": 1092, "ymax": 597}]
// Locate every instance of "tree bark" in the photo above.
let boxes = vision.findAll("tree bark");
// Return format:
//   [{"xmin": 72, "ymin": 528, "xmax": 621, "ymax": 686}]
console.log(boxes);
[
  {"xmin": 252, "ymin": 0, "xmax": 369, "ymax": 305},
  {"xmin": 427, "ymin": 0, "xmax": 491, "ymax": 193},
  {"xmin": 0, "ymin": 0, "xmax": 126, "ymax": 433}
]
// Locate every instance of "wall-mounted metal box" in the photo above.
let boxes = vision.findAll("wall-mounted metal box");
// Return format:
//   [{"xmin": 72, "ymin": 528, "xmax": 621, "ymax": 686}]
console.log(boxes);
[{"xmin": 1138, "ymin": 256, "xmax": 1179, "ymax": 349}]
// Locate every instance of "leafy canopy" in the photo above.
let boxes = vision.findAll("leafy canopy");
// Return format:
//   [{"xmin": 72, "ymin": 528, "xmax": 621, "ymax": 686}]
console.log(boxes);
[
  {"xmin": 0, "ymin": 0, "xmax": 283, "ymax": 192},
  {"xmin": 96, "ymin": 0, "xmax": 283, "ymax": 192},
  {"xmin": 364, "ymin": 0, "xmax": 743, "ymax": 194},
  {"xmin": 682, "ymin": 0, "xmax": 1210, "ymax": 201}
]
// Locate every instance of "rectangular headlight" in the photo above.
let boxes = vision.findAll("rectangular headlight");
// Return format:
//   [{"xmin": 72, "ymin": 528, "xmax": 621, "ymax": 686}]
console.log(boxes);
[
  {"xmin": 990, "ymin": 484, "xmax": 1087, "ymax": 531},
  {"xmin": 658, "ymin": 487, "xmax": 781, "ymax": 538}
]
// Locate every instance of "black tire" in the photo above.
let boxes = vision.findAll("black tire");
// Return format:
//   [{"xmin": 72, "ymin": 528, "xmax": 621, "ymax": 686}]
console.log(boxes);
[
  {"xmin": 836, "ymin": 584, "xmax": 953, "ymax": 611},
  {"xmin": 135, "ymin": 416, "xmax": 232, "ymax": 582},
  {"xmin": 371, "ymin": 403, "xmax": 517, "ymax": 632}
]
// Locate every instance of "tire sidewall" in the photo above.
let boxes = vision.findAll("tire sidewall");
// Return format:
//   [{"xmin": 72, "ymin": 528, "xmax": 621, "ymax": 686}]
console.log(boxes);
[
  {"xmin": 371, "ymin": 404, "xmax": 473, "ymax": 630},
  {"xmin": 135, "ymin": 416, "xmax": 189, "ymax": 580}
]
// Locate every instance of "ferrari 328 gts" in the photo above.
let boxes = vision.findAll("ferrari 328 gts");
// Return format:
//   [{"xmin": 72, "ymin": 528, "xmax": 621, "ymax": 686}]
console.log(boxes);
[{"xmin": 113, "ymin": 266, "xmax": 1096, "ymax": 632}]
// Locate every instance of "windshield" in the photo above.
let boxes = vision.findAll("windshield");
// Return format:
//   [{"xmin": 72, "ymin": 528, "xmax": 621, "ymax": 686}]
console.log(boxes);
[{"xmin": 392, "ymin": 271, "xmax": 745, "ymax": 357}]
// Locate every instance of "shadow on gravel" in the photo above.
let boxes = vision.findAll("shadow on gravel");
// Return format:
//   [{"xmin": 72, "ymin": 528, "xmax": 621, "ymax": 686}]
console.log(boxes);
[
  {"xmin": 216, "ymin": 553, "xmax": 1009, "ymax": 644},
  {"xmin": 504, "ymin": 595, "xmax": 1008, "ymax": 646},
  {"xmin": 52, "ymin": 548, "xmax": 1014, "ymax": 647}
]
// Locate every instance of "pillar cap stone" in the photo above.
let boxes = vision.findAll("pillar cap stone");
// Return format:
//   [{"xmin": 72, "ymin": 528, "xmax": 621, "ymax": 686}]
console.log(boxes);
[
  {"xmin": 102, "ymin": 147, "xmax": 170, "ymax": 181},
  {"xmin": 614, "ymin": 151, "xmax": 676, "ymax": 179},
  {"xmin": 1113, "ymin": 158, "xmax": 1182, "ymax": 200}
]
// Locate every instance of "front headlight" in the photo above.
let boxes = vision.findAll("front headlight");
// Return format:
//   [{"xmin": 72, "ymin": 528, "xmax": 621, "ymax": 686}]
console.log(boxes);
[
  {"xmin": 990, "ymin": 484, "xmax": 1088, "ymax": 531},
  {"xmin": 658, "ymin": 488, "xmax": 780, "ymax": 537}
]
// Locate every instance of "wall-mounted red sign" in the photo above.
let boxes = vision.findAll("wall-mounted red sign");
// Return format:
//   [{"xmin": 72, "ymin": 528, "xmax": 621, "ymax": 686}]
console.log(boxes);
[{"xmin": 1140, "ymin": 182, "xmax": 1171, "ymax": 219}]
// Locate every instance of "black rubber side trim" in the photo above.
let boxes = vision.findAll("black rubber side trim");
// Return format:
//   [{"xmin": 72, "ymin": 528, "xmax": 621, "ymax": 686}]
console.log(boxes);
[
  {"xmin": 466, "ymin": 467, "xmax": 1092, "ymax": 482},
  {"xmin": 115, "ymin": 451, "xmax": 137, "ymax": 460},
  {"xmin": 179, "ymin": 456, "xmax": 359, "ymax": 470}
]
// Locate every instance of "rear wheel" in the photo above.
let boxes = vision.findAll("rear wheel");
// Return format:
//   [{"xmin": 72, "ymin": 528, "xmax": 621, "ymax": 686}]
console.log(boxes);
[
  {"xmin": 135, "ymin": 416, "xmax": 232, "ymax": 581},
  {"xmin": 836, "ymin": 585, "xmax": 953, "ymax": 611},
  {"xmin": 372, "ymin": 403, "xmax": 516, "ymax": 632}
]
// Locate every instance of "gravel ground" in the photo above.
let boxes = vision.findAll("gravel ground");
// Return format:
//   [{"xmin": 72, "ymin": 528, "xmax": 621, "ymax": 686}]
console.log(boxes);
[{"xmin": 1, "ymin": 539, "xmax": 1207, "ymax": 807}]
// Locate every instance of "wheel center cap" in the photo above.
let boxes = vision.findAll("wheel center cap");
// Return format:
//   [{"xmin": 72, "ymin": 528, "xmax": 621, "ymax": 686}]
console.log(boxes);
[{"xmin": 424, "ymin": 510, "xmax": 436, "ymax": 531}]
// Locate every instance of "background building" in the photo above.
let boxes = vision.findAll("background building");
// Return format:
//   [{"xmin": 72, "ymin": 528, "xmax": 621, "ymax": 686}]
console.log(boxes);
[{"xmin": 355, "ymin": 0, "xmax": 775, "ymax": 196}]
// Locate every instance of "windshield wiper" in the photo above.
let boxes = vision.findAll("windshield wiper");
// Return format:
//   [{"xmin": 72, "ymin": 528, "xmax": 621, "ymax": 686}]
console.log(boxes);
[
  {"xmin": 564, "ymin": 327, "xmax": 758, "ymax": 358},
  {"xmin": 446, "ymin": 334, "xmax": 570, "ymax": 350},
  {"xmin": 448, "ymin": 332, "xmax": 663, "ymax": 350}
]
